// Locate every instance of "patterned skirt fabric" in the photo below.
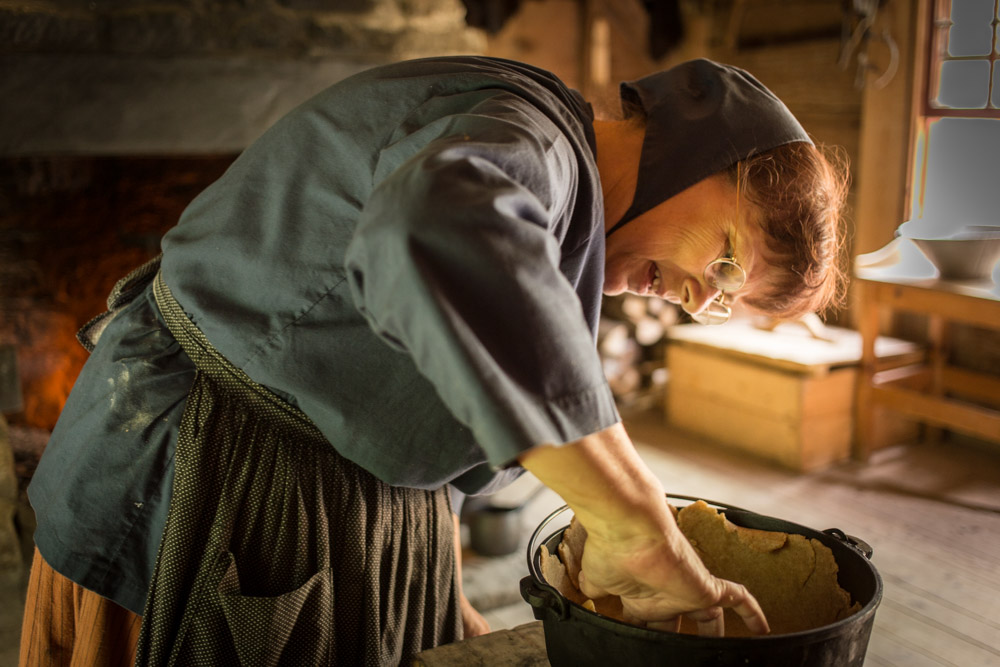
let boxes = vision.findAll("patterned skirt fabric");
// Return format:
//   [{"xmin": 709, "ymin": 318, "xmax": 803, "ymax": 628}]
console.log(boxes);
[{"xmin": 134, "ymin": 272, "xmax": 461, "ymax": 666}]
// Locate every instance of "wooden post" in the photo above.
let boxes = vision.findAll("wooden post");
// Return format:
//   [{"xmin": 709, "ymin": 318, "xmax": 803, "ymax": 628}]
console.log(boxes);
[
  {"xmin": 854, "ymin": 280, "xmax": 881, "ymax": 460},
  {"xmin": 853, "ymin": 0, "xmax": 922, "ymax": 257},
  {"xmin": 925, "ymin": 312, "xmax": 949, "ymax": 443},
  {"xmin": 849, "ymin": 0, "xmax": 925, "ymax": 334}
]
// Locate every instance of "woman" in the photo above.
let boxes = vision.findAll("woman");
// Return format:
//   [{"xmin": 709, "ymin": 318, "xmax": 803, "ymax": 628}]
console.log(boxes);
[{"xmin": 20, "ymin": 57, "xmax": 846, "ymax": 665}]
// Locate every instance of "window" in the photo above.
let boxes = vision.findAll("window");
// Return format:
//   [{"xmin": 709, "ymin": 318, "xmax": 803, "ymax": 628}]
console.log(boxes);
[
  {"xmin": 925, "ymin": 0, "xmax": 1000, "ymax": 116},
  {"xmin": 909, "ymin": 0, "xmax": 1000, "ymax": 230}
]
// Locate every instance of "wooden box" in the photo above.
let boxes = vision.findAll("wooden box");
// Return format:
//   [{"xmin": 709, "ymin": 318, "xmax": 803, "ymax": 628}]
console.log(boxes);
[{"xmin": 664, "ymin": 321, "xmax": 921, "ymax": 471}]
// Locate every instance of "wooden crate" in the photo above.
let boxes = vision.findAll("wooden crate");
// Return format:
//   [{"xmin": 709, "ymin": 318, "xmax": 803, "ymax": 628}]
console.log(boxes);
[{"xmin": 664, "ymin": 321, "xmax": 922, "ymax": 471}]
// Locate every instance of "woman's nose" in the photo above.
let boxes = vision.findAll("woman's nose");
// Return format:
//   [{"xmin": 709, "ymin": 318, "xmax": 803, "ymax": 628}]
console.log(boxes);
[{"xmin": 680, "ymin": 276, "xmax": 720, "ymax": 316}]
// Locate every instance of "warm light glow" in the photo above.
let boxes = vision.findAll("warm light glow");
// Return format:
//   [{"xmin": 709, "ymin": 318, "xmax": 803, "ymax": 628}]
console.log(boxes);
[
  {"xmin": 8, "ymin": 310, "xmax": 88, "ymax": 430},
  {"xmin": 590, "ymin": 17, "xmax": 611, "ymax": 87}
]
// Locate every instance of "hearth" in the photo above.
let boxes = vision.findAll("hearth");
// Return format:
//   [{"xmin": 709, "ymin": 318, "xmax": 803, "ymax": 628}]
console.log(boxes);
[{"xmin": 0, "ymin": 155, "xmax": 236, "ymax": 430}]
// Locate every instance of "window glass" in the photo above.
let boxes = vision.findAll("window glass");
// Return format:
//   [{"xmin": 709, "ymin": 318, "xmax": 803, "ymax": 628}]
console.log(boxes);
[
  {"xmin": 929, "ymin": 0, "xmax": 999, "ymax": 113},
  {"xmin": 948, "ymin": 0, "xmax": 995, "ymax": 56},
  {"xmin": 919, "ymin": 118, "xmax": 1000, "ymax": 231},
  {"xmin": 937, "ymin": 59, "xmax": 991, "ymax": 107},
  {"xmin": 915, "ymin": 2, "xmax": 1000, "ymax": 230},
  {"xmin": 993, "ymin": 62, "xmax": 1000, "ymax": 106}
]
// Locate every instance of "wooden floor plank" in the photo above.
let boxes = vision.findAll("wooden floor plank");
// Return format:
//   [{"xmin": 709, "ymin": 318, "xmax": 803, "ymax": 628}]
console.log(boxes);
[
  {"xmin": 880, "ymin": 572, "xmax": 1000, "ymax": 643},
  {"xmin": 865, "ymin": 624, "xmax": 964, "ymax": 667},
  {"xmin": 795, "ymin": 479, "xmax": 1000, "ymax": 581},
  {"xmin": 871, "ymin": 602, "xmax": 1000, "ymax": 667},
  {"xmin": 879, "ymin": 596, "xmax": 1000, "ymax": 662}
]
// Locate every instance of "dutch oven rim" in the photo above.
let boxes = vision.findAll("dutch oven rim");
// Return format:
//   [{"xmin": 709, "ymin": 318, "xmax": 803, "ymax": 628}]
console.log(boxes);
[{"xmin": 522, "ymin": 494, "xmax": 884, "ymax": 645}]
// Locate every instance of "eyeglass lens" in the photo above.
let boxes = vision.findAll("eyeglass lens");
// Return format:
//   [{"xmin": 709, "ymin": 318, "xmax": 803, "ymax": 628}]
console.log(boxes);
[
  {"xmin": 691, "ymin": 298, "xmax": 731, "ymax": 325},
  {"xmin": 704, "ymin": 257, "xmax": 746, "ymax": 292},
  {"xmin": 695, "ymin": 256, "xmax": 743, "ymax": 325}
]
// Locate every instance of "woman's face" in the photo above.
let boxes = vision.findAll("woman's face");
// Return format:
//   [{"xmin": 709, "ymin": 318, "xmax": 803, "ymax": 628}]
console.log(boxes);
[{"xmin": 603, "ymin": 173, "xmax": 767, "ymax": 318}]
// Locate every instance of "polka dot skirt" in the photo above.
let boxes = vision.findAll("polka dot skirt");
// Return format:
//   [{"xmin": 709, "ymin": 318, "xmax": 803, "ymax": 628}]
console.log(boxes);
[{"xmin": 132, "ymin": 273, "xmax": 461, "ymax": 666}]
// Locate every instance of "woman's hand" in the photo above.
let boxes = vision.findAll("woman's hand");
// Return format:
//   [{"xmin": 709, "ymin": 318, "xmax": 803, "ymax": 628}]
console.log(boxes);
[
  {"xmin": 576, "ymin": 507, "xmax": 767, "ymax": 636},
  {"xmin": 452, "ymin": 512, "xmax": 492, "ymax": 639},
  {"xmin": 519, "ymin": 423, "xmax": 769, "ymax": 637},
  {"xmin": 459, "ymin": 594, "xmax": 492, "ymax": 638}
]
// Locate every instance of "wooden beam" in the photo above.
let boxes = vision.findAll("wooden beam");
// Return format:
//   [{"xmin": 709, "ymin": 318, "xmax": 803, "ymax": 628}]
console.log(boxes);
[
  {"xmin": 875, "ymin": 350, "xmax": 927, "ymax": 373},
  {"xmin": 873, "ymin": 363, "xmax": 931, "ymax": 390},
  {"xmin": 853, "ymin": 0, "xmax": 923, "ymax": 257},
  {"xmin": 943, "ymin": 366, "xmax": 1000, "ymax": 406},
  {"xmin": 871, "ymin": 384, "xmax": 1000, "ymax": 443},
  {"xmin": 868, "ymin": 281, "xmax": 1000, "ymax": 330}
]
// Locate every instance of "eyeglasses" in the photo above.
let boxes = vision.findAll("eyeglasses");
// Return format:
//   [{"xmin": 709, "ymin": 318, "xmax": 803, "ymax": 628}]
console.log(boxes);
[
  {"xmin": 691, "ymin": 164, "xmax": 747, "ymax": 326},
  {"xmin": 690, "ymin": 255, "xmax": 746, "ymax": 325}
]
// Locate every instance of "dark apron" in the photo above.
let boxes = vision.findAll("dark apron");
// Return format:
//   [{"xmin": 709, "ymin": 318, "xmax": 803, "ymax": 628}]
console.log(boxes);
[{"xmin": 120, "ymin": 267, "xmax": 460, "ymax": 666}]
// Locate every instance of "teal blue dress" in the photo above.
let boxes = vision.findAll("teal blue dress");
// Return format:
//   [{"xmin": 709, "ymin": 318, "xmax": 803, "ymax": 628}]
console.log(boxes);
[{"xmin": 29, "ymin": 56, "xmax": 619, "ymax": 621}]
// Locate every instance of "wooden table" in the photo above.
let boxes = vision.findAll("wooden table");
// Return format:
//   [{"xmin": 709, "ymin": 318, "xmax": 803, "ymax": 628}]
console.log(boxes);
[
  {"xmin": 413, "ymin": 622, "xmax": 548, "ymax": 666},
  {"xmin": 854, "ymin": 240, "xmax": 1000, "ymax": 459}
]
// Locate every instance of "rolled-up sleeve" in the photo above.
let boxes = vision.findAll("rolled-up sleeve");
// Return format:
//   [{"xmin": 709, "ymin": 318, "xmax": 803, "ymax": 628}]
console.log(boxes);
[{"xmin": 345, "ymin": 100, "xmax": 619, "ymax": 467}]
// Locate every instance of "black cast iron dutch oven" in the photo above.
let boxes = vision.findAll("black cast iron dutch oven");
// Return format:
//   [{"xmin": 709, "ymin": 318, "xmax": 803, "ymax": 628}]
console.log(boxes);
[{"xmin": 519, "ymin": 496, "xmax": 883, "ymax": 667}]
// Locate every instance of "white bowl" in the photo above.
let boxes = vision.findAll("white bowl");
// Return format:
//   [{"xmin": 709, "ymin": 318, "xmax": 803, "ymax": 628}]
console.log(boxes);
[
  {"xmin": 897, "ymin": 223, "xmax": 1000, "ymax": 281},
  {"xmin": 910, "ymin": 237, "xmax": 1000, "ymax": 281}
]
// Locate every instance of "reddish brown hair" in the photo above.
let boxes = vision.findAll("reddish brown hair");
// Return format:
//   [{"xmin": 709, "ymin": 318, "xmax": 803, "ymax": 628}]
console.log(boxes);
[{"xmin": 732, "ymin": 142, "xmax": 850, "ymax": 319}]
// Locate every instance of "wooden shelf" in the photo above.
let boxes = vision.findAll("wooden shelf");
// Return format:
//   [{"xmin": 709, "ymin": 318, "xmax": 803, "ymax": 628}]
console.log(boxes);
[{"xmin": 854, "ymin": 242, "xmax": 1000, "ymax": 458}]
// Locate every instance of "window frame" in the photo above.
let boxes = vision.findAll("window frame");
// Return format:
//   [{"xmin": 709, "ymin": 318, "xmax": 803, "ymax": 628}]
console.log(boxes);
[{"xmin": 923, "ymin": 0, "xmax": 1000, "ymax": 118}]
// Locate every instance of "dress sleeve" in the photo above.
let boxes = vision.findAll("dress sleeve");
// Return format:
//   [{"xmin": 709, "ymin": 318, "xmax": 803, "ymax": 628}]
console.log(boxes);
[{"xmin": 344, "ymin": 97, "xmax": 619, "ymax": 467}]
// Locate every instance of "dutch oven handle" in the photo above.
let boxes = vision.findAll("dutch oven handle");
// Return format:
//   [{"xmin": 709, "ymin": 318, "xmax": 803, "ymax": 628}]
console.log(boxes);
[
  {"xmin": 520, "ymin": 576, "xmax": 570, "ymax": 620},
  {"xmin": 823, "ymin": 528, "xmax": 874, "ymax": 559}
]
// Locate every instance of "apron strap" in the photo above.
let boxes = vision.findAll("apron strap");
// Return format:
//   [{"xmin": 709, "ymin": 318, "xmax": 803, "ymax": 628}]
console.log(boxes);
[
  {"xmin": 77, "ymin": 253, "xmax": 162, "ymax": 352},
  {"xmin": 151, "ymin": 270, "xmax": 313, "ymax": 425}
]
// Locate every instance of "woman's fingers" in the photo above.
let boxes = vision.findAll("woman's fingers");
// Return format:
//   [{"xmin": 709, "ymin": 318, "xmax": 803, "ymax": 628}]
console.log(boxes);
[
  {"xmin": 626, "ymin": 608, "xmax": 724, "ymax": 637},
  {"xmin": 697, "ymin": 614, "xmax": 724, "ymax": 637},
  {"xmin": 716, "ymin": 580, "xmax": 769, "ymax": 635},
  {"xmin": 684, "ymin": 606, "xmax": 725, "ymax": 637},
  {"xmin": 617, "ymin": 578, "xmax": 768, "ymax": 638}
]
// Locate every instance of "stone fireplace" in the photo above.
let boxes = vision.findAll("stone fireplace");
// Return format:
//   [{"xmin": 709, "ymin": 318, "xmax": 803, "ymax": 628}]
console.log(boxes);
[
  {"xmin": 1, "ymin": 155, "xmax": 239, "ymax": 428},
  {"xmin": 0, "ymin": 0, "xmax": 487, "ymax": 432}
]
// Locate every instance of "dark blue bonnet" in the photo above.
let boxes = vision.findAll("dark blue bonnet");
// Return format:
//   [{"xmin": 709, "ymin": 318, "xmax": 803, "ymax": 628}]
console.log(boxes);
[{"xmin": 606, "ymin": 59, "xmax": 813, "ymax": 237}]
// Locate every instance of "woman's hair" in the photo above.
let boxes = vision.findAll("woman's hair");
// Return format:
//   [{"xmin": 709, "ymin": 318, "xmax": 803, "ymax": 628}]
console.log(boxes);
[{"xmin": 730, "ymin": 142, "xmax": 850, "ymax": 320}]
